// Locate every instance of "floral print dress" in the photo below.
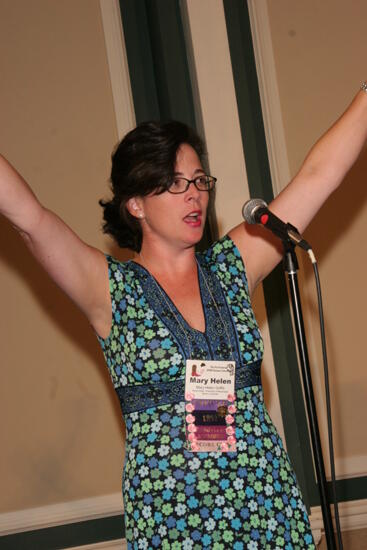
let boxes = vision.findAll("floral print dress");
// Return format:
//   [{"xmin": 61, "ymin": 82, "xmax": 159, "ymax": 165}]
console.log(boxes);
[{"xmin": 97, "ymin": 236, "xmax": 315, "ymax": 549}]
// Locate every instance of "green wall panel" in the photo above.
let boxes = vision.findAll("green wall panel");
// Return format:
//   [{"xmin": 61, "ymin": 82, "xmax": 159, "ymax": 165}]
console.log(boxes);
[{"xmin": 120, "ymin": 0, "xmax": 196, "ymax": 127}]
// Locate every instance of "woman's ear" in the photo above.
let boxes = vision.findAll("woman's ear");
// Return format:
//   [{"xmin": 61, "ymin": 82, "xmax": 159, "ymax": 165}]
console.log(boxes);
[{"xmin": 126, "ymin": 197, "xmax": 144, "ymax": 219}]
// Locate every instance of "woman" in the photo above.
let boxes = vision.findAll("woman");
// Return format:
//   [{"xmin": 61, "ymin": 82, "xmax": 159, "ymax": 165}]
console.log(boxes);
[{"xmin": 1, "ymin": 85, "xmax": 367, "ymax": 548}]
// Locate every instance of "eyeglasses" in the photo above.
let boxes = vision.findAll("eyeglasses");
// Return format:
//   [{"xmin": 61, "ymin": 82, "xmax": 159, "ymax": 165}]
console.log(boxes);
[{"xmin": 167, "ymin": 175, "xmax": 217, "ymax": 194}]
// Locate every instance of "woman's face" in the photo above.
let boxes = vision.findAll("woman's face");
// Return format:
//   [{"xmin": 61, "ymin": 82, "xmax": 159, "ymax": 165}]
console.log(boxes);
[{"xmin": 133, "ymin": 143, "xmax": 210, "ymax": 252}]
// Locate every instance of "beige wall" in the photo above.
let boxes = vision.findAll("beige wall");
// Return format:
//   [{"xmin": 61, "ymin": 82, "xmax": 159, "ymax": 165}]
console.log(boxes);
[
  {"xmin": 266, "ymin": 0, "xmax": 367, "ymax": 478},
  {"xmin": 0, "ymin": 0, "xmax": 284, "ymax": 521},
  {"xmin": 0, "ymin": 0, "xmax": 129, "ymax": 513},
  {"xmin": 1, "ymin": 0, "xmax": 366, "ymax": 524}
]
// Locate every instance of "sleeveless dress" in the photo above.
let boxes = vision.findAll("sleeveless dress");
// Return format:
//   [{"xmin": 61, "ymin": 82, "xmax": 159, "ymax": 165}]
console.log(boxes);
[{"xmin": 97, "ymin": 236, "xmax": 315, "ymax": 550}]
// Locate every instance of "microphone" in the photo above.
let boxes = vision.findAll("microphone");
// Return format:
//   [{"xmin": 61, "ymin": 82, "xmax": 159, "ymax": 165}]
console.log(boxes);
[{"xmin": 242, "ymin": 198, "xmax": 311, "ymax": 251}]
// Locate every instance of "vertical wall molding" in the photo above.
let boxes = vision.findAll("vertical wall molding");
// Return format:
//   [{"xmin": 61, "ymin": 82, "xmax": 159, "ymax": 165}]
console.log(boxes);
[
  {"xmin": 247, "ymin": 0, "xmax": 291, "ymax": 194},
  {"xmin": 99, "ymin": 0, "xmax": 135, "ymax": 138}
]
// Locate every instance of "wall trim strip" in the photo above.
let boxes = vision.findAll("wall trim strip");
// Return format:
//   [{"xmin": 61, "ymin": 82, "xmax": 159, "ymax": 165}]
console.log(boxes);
[
  {"xmin": 99, "ymin": 0, "xmax": 135, "ymax": 138},
  {"xmin": 310, "ymin": 498, "xmax": 367, "ymax": 543},
  {"xmin": 0, "ymin": 493, "xmax": 123, "ymax": 536},
  {"xmin": 247, "ymin": 0, "xmax": 291, "ymax": 194},
  {"xmin": 66, "ymin": 540, "xmax": 126, "ymax": 550},
  {"xmin": 333, "ymin": 455, "xmax": 367, "ymax": 481}
]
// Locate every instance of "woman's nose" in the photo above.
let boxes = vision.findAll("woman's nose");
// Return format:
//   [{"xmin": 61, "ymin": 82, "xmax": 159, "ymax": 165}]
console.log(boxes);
[{"xmin": 185, "ymin": 180, "xmax": 201, "ymax": 200}]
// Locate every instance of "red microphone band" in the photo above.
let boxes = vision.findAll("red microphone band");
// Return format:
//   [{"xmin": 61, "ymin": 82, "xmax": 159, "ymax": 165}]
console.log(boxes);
[{"xmin": 260, "ymin": 213, "xmax": 269, "ymax": 225}]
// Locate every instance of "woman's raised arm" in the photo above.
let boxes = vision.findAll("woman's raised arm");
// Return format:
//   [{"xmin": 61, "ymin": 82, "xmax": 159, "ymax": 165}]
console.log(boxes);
[
  {"xmin": 229, "ymin": 85, "xmax": 367, "ymax": 295},
  {"xmin": 0, "ymin": 154, "xmax": 111, "ymax": 337}
]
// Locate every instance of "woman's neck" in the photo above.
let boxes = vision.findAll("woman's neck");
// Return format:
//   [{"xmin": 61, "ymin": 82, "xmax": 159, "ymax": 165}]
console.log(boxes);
[{"xmin": 136, "ymin": 241, "xmax": 197, "ymax": 279}]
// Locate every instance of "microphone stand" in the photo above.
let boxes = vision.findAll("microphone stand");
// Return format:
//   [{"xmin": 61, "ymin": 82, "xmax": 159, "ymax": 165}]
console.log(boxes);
[{"xmin": 282, "ymin": 238, "xmax": 336, "ymax": 550}]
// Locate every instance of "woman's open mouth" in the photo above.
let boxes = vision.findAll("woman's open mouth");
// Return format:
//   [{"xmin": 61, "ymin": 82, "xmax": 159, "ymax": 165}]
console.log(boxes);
[{"xmin": 183, "ymin": 211, "xmax": 202, "ymax": 227}]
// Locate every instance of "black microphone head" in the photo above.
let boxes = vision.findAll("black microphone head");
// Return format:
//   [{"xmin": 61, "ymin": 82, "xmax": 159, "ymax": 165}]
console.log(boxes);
[{"xmin": 242, "ymin": 198, "xmax": 268, "ymax": 224}]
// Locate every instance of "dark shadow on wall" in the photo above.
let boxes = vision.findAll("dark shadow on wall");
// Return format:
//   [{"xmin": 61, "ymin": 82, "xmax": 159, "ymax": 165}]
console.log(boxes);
[
  {"xmin": 302, "ymin": 148, "xmax": 367, "ymax": 273},
  {"xmin": 0, "ymin": 221, "xmax": 124, "ymax": 425},
  {"xmin": 295, "ymin": 149, "xmax": 367, "ymax": 461}
]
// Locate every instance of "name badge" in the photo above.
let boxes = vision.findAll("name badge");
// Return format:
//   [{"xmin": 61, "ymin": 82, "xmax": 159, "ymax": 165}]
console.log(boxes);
[{"xmin": 185, "ymin": 359, "xmax": 236, "ymax": 452}]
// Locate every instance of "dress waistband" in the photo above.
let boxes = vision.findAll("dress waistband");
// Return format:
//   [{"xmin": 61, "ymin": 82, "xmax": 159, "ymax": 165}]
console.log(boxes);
[{"xmin": 116, "ymin": 360, "xmax": 261, "ymax": 415}]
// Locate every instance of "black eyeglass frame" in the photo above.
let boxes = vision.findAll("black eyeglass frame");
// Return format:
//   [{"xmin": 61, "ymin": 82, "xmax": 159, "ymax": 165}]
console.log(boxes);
[{"xmin": 166, "ymin": 175, "xmax": 217, "ymax": 194}]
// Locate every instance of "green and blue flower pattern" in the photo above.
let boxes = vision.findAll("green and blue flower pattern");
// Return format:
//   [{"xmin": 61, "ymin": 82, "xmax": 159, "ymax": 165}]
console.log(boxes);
[{"xmin": 98, "ymin": 236, "xmax": 315, "ymax": 549}]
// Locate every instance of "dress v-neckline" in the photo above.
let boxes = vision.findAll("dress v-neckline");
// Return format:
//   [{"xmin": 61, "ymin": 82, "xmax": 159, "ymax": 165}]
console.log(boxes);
[
  {"xmin": 129, "ymin": 259, "xmax": 207, "ymax": 336},
  {"xmin": 128, "ymin": 254, "xmax": 240, "ymax": 365}
]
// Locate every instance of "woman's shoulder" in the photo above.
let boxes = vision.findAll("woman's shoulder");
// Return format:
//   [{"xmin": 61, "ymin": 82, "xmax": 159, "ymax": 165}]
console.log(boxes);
[
  {"xmin": 104, "ymin": 254, "xmax": 137, "ymax": 287},
  {"xmin": 199, "ymin": 234, "xmax": 243, "ymax": 267},
  {"xmin": 198, "ymin": 234, "xmax": 249, "ymax": 291}
]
